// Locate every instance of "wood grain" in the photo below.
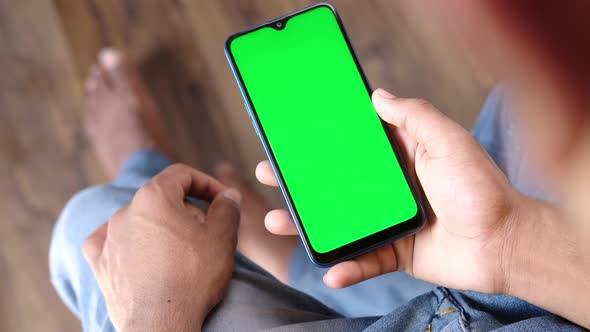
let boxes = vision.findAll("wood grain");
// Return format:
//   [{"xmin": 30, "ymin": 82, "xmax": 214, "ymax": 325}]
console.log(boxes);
[
  {"xmin": 0, "ymin": 0, "xmax": 94, "ymax": 330},
  {"xmin": 0, "ymin": 1, "xmax": 487, "ymax": 330}
]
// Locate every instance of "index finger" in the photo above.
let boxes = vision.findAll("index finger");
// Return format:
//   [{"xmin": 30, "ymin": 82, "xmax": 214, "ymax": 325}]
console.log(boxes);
[{"xmin": 149, "ymin": 163, "xmax": 225, "ymax": 202}]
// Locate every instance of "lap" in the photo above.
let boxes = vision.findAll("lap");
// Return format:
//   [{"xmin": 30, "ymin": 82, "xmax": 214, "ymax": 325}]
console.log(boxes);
[
  {"xmin": 289, "ymin": 242, "xmax": 436, "ymax": 317},
  {"xmin": 50, "ymin": 92, "xmax": 579, "ymax": 330}
]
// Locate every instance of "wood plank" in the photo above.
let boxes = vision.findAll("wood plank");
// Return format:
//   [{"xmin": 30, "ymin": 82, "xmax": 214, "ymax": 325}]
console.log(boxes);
[
  {"xmin": 54, "ymin": 0, "xmax": 247, "ymax": 175},
  {"xmin": 0, "ymin": 0, "xmax": 96, "ymax": 330},
  {"xmin": 373, "ymin": 0, "xmax": 490, "ymax": 125}
]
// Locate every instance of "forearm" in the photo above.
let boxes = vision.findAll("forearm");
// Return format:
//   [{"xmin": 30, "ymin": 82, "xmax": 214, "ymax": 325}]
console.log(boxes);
[{"xmin": 505, "ymin": 197, "xmax": 590, "ymax": 328}]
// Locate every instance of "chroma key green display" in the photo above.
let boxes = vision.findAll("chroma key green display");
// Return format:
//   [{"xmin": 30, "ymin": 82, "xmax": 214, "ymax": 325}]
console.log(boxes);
[{"xmin": 226, "ymin": 4, "xmax": 424, "ymax": 264}]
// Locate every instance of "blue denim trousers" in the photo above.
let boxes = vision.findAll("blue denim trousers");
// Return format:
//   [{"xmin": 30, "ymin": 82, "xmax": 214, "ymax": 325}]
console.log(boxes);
[{"xmin": 50, "ymin": 88, "xmax": 583, "ymax": 331}]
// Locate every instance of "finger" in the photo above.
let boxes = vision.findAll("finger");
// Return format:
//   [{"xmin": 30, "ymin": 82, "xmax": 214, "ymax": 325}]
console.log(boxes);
[
  {"xmin": 216, "ymin": 161, "xmax": 272, "ymax": 213},
  {"xmin": 264, "ymin": 209, "xmax": 298, "ymax": 235},
  {"xmin": 184, "ymin": 200, "xmax": 206, "ymax": 223},
  {"xmin": 82, "ymin": 222, "xmax": 109, "ymax": 269},
  {"xmin": 255, "ymin": 160, "xmax": 279, "ymax": 187},
  {"xmin": 215, "ymin": 162, "xmax": 255, "ymax": 195},
  {"xmin": 372, "ymin": 89, "xmax": 466, "ymax": 156},
  {"xmin": 146, "ymin": 163, "xmax": 225, "ymax": 202},
  {"xmin": 206, "ymin": 188, "xmax": 242, "ymax": 237},
  {"xmin": 323, "ymin": 244, "xmax": 398, "ymax": 288}
]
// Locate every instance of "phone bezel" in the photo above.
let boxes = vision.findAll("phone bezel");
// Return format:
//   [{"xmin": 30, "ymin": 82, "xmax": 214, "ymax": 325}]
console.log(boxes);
[{"xmin": 224, "ymin": 2, "xmax": 427, "ymax": 267}]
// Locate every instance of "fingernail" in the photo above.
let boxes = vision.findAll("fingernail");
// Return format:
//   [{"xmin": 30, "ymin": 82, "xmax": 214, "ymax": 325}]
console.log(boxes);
[
  {"xmin": 377, "ymin": 88, "xmax": 396, "ymax": 99},
  {"xmin": 223, "ymin": 188, "xmax": 242, "ymax": 206}
]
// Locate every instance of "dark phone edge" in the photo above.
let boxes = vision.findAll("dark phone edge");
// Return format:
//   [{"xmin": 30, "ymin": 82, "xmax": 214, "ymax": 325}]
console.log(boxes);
[{"xmin": 224, "ymin": 2, "xmax": 427, "ymax": 267}]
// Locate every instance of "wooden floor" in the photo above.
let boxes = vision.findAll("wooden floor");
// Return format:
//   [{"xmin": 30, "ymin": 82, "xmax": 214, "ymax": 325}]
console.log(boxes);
[{"xmin": 0, "ymin": 1, "xmax": 487, "ymax": 330}]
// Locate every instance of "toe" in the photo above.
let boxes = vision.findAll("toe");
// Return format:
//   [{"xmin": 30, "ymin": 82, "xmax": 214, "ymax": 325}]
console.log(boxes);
[
  {"xmin": 87, "ymin": 64, "xmax": 110, "ymax": 101},
  {"xmin": 85, "ymin": 65, "xmax": 99, "ymax": 91},
  {"xmin": 85, "ymin": 64, "xmax": 111, "ymax": 131},
  {"xmin": 98, "ymin": 47, "xmax": 135, "ymax": 89},
  {"xmin": 96, "ymin": 63, "xmax": 112, "ymax": 89}
]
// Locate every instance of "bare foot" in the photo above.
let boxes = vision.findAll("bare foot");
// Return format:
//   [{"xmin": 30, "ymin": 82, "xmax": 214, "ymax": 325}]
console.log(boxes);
[
  {"xmin": 85, "ymin": 48, "xmax": 173, "ymax": 179},
  {"xmin": 215, "ymin": 163, "xmax": 298, "ymax": 284}
]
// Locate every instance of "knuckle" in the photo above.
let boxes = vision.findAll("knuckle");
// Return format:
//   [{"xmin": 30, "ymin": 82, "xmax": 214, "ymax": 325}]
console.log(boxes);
[
  {"xmin": 82, "ymin": 237, "xmax": 94, "ymax": 252},
  {"xmin": 408, "ymin": 98, "xmax": 434, "ymax": 111},
  {"xmin": 81, "ymin": 237, "xmax": 96, "ymax": 260},
  {"xmin": 109, "ymin": 207, "xmax": 127, "ymax": 223},
  {"xmin": 165, "ymin": 163, "xmax": 190, "ymax": 175},
  {"xmin": 135, "ymin": 181, "xmax": 164, "ymax": 204}
]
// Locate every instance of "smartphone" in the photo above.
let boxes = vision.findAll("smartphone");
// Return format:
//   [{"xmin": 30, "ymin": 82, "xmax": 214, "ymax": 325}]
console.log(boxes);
[{"xmin": 225, "ymin": 3, "xmax": 426, "ymax": 266}]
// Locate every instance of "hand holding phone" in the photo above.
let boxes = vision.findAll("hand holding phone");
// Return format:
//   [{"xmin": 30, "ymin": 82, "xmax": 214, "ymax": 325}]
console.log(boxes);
[
  {"xmin": 258, "ymin": 89, "xmax": 525, "ymax": 292},
  {"xmin": 226, "ymin": 3, "xmax": 425, "ymax": 266}
]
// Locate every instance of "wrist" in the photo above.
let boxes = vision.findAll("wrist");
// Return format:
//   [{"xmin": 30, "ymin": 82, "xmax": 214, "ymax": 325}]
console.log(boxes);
[
  {"xmin": 478, "ymin": 191, "xmax": 530, "ymax": 295},
  {"xmin": 495, "ymin": 193, "xmax": 530, "ymax": 295},
  {"xmin": 118, "ymin": 303, "xmax": 205, "ymax": 332},
  {"xmin": 501, "ymin": 197, "xmax": 558, "ymax": 297},
  {"xmin": 501, "ymin": 196, "xmax": 590, "ymax": 328}
]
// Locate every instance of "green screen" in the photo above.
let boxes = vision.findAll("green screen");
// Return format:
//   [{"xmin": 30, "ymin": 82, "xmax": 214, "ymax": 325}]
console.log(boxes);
[{"xmin": 230, "ymin": 6, "xmax": 417, "ymax": 253}]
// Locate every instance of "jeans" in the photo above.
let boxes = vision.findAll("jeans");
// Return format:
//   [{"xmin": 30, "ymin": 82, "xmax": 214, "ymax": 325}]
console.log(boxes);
[{"xmin": 50, "ymin": 88, "xmax": 583, "ymax": 331}]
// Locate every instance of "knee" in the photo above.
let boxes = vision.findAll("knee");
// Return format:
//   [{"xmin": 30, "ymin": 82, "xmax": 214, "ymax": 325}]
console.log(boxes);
[{"xmin": 49, "ymin": 185, "xmax": 135, "ymax": 278}]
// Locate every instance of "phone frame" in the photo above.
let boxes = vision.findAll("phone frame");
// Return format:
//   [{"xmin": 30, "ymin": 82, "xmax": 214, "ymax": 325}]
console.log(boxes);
[{"xmin": 224, "ymin": 2, "xmax": 427, "ymax": 267}]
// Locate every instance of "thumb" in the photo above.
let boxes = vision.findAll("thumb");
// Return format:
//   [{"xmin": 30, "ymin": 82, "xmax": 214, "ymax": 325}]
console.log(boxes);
[
  {"xmin": 83, "ymin": 222, "xmax": 108, "ymax": 269},
  {"xmin": 206, "ymin": 188, "xmax": 241, "ymax": 236},
  {"xmin": 372, "ymin": 88, "xmax": 467, "ymax": 156}
]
